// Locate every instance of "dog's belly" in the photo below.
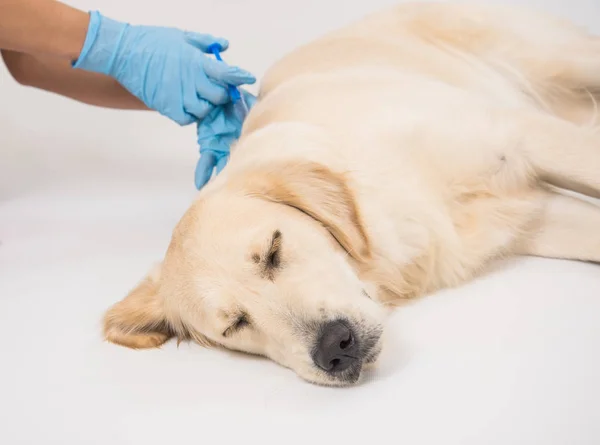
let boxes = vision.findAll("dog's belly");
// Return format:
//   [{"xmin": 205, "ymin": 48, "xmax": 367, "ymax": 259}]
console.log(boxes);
[{"xmin": 356, "ymin": 157, "xmax": 541, "ymax": 300}]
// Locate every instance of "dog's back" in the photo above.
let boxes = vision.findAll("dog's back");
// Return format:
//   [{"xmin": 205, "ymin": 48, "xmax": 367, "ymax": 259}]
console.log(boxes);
[{"xmin": 258, "ymin": 2, "xmax": 600, "ymax": 123}]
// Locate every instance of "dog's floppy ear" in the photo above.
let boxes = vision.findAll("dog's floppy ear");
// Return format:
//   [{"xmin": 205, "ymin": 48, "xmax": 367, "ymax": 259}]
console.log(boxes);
[
  {"xmin": 238, "ymin": 161, "xmax": 371, "ymax": 262},
  {"xmin": 103, "ymin": 264, "xmax": 174, "ymax": 349}
]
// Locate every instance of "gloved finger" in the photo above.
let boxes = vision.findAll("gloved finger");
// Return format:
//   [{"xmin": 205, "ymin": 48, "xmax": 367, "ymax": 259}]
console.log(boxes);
[
  {"xmin": 169, "ymin": 112, "xmax": 196, "ymax": 126},
  {"xmin": 215, "ymin": 153, "xmax": 229, "ymax": 174},
  {"xmin": 220, "ymin": 69, "xmax": 257, "ymax": 87},
  {"xmin": 183, "ymin": 94, "xmax": 213, "ymax": 121},
  {"xmin": 184, "ymin": 32, "xmax": 229, "ymax": 53},
  {"xmin": 195, "ymin": 151, "xmax": 217, "ymax": 190},
  {"xmin": 203, "ymin": 58, "xmax": 256, "ymax": 87},
  {"xmin": 196, "ymin": 74, "xmax": 230, "ymax": 105}
]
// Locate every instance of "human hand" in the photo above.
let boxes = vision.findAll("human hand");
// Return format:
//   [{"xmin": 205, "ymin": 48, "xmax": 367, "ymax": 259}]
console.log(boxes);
[
  {"xmin": 73, "ymin": 11, "xmax": 256, "ymax": 125},
  {"xmin": 194, "ymin": 91, "xmax": 257, "ymax": 190}
]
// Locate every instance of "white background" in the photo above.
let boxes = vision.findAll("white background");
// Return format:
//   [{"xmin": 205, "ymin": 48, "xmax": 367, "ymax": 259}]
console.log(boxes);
[{"xmin": 1, "ymin": 0, "xmax": 600, "ymax": 444}]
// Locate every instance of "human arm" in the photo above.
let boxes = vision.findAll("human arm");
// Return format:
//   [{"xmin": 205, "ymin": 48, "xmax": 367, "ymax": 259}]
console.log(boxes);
[
  {"xmin": 1, "ymin": 49, "xmax": 147, "ymax": 109},
  {"xmin": 0, "ymin": 0, "xmax": 256, "ymax": 124},
  {"xmin": 0, "ymin": 0, "xmax": 89, "ymax": 60}
]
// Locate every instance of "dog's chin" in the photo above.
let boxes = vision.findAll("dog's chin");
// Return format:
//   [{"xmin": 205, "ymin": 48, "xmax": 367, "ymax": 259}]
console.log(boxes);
[{"xmin": 301, "ymin": 363, "xmax": 364, "ymax": 387}]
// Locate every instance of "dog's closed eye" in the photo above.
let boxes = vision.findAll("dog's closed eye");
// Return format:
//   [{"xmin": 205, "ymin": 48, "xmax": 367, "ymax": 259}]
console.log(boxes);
[
  {"xmin": 266, "ymin": 230, "xmax": 282, "ymax": 270},
  {"xmin": 253, "ymin": 230, "xmax": 283, "ymax": 280},
  {"xmin": 223, "ymin": 314, "xmax": 250, "ymax": 337}
]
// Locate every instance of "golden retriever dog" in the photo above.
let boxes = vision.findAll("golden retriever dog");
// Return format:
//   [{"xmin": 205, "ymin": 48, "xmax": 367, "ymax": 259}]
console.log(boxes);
[{"xmin": 102, "ymin": 2, "xmax": 600, "ymax": 386}]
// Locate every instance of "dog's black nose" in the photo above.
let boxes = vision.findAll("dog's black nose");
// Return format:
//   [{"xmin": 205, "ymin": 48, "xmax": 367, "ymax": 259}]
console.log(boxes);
[{"xmin": 312, "ymin": 320, "xmax": 358, "ymax": 373}]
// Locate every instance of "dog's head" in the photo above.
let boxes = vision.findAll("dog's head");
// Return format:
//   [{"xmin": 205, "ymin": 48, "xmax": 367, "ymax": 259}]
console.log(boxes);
[{"xmin": 104, "ymin": 160, "xmax": 386, "ymax": 386}]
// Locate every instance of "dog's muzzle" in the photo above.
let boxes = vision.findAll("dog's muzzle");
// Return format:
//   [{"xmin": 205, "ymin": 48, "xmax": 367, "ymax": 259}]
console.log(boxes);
[{"xmin": 311, "ymin": 319, "xmax": 382, "ymax": 384}]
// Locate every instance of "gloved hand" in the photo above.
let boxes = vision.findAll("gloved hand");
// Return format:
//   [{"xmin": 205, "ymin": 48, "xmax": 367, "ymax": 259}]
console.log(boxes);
[
  {"xmin": 73, "ymin": 11, "xmax": 256, "ymax": 125},
  {"xmin": 194, "ymin": 91, "xmax": 257, "ymax": 190}
]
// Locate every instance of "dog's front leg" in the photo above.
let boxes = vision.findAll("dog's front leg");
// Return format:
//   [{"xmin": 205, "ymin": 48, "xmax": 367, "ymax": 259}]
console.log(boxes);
[
  {"xmin": 515, "ymin": 188, "xmax": 600, "ymax": 263},
  {"xmin": 510, "ymin": 111, "xmax": 600, "ymax": 199}
]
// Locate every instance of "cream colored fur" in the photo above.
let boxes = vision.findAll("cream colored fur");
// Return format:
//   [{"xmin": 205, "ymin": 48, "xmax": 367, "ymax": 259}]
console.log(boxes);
[{"xmin": 103, "ymin": 2, "xmax": 600, "ymax": 386}]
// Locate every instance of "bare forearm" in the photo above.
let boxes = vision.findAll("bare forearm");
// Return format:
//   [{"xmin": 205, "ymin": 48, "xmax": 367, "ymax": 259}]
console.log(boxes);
[
  {"xmin": 2, "ymin": 50, "xmax": 148, "ymax": 110},
  {"xmin": 0, "ymin": 0, "xmax": 89, "ymax": 60}
]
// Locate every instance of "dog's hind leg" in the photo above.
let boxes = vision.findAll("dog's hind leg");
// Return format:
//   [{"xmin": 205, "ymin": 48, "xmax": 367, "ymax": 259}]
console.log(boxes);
[
  {"xmin": 465, "ymin": 30, "xmax": 600, "ymax": 126},
  {"xmin": 514, "ymin": 38, "xmax": 600, "ymax": 126},
  {"xmin": 515, "ymin": 189, "xmax": 600, "ymax": 263}
]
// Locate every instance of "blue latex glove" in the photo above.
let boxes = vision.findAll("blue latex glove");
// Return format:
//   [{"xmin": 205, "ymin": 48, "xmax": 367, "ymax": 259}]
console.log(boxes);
[
  {"xmin": 194, "ymin": 91, "xmax": 257, "ymax": 190},
  {"xmin": 73, "ymin": 11, "xmax": 256, "ymax": 125}
]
